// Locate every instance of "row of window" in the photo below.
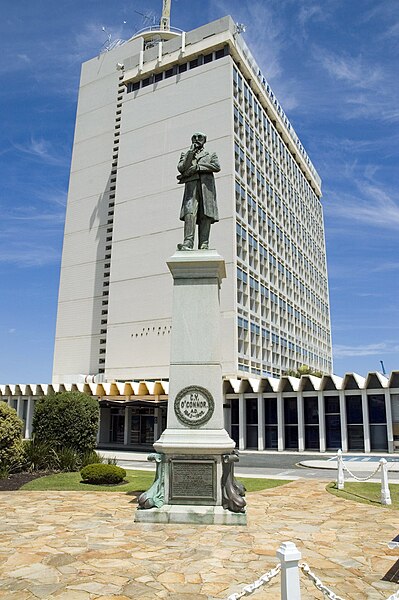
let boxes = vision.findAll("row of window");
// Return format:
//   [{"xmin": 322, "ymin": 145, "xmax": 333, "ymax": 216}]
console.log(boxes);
[
  {"xmin": 234, "ymin": 143, "xmax": 327, "ymax": 278},
  {"xmin": 233, "ymin": 109, "xmax": 323, "ymax": 241},
  {"xmin": 126, "ymin": 46, "xmax": 229, "ymax": 93},
  {"xmin": 233, "ymin": 66, "xmax": 320, "ymax": 201},
  {"xmin": 236, "ymin": 226, "xmax": 329, "ymax": 318},
  {"xmin": 230, "ymin": 394, "xmax": 388, "ymax": 451}
]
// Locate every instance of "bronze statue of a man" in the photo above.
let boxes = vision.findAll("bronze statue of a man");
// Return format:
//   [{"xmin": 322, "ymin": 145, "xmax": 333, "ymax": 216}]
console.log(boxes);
[{"xmin": 177, "ymin": 132, "xmax": 220, "ymax": 250}]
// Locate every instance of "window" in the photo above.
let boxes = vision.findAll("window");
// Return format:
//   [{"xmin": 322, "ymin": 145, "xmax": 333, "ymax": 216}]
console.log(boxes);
[
  {"xmin": 178, "ymin": 63, "xmax": 187, "ymax": 73},
  {"xmin": 165, "ymin": 68, "xmax": 174, "ymax": 79},
  {"xmin": 304, "ymin": 397, "xmax": 319, "ymax": 450},
  {"xmin": 154, "ymin": 72, "xmax": 163, "ymax": 83},
  {"xmin": 230, "ymin": 399, "xmax": 239, "ymax": 446},
  {"xmin": 368, "ymin": 394, "xmax": 388, "ymax": 451},
  {"xmin": 204, "ymin": 52, "xmax": 213, "ymax": 64},
  {"xmin": 246, "ymin": 398, "xmax": 258, "ymax": 449},
  {"xmin": 189, "ymin": 58, "xmax": 198, "ymax": 69},
  {"xmin": 284, "ymin": 397, "xmax": 298, "ymax": 449},
  {"xmin": 346, "ymin": 395, "xmax": 364, "ymax": 450},
  {"xmin": 264, "ymin": 398, "xmax": 278, "ymax": 449}
]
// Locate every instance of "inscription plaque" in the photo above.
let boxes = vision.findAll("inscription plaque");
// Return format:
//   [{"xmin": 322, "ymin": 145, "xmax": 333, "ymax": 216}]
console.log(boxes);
[
  {"xmin": 174, "ymin": 385, "xmax": 214, "ymax": 427},
  {"xmin": 170, "ymin": 460, "xmax": 216, "ymax": 504}
]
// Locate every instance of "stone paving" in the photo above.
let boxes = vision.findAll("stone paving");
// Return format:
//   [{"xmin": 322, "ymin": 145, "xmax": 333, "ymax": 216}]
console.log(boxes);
[{"xmin": 0, "ymin": 480, "xmax": 398, "ymax": 599}]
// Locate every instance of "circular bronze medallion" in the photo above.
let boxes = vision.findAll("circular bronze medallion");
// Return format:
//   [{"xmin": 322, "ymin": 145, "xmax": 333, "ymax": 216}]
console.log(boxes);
[{"xmin": 174, "ymin": 385, "xmax": 215, "ymax": 427}]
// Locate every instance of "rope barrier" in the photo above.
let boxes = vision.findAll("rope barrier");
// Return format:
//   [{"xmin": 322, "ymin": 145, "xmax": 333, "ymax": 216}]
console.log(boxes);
[
  {"xmin": 341, "ymin": 460, "xmax": 381, "ymax": 481},
  {"xmin": 300, "ymin": 562, "xmax": 344, "ymax": 599},
  {"xmin": 228, "ymin": 560, "xmax": 399, "ymax": 600},
  {"xmin": 226, "ymin": 564, "xmax": 281, "ymax": 599}
]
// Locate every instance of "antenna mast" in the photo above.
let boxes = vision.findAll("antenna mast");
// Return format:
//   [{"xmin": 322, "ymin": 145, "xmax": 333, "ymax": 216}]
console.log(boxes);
[{"xmin": 160, "ymin": 0, "xmax": 171, "ymax": 30}]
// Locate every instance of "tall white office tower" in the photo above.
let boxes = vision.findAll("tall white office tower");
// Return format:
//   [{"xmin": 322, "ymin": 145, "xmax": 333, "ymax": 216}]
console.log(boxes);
[{"xmin": 53, "ymin": 14, "xmax": 332, "ymax": 385}]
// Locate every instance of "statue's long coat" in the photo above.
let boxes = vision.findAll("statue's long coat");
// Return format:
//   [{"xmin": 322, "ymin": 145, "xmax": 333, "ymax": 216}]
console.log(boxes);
[{"xmin": 177, "ymin": 149, "xmax": 220, "ymax": 223}]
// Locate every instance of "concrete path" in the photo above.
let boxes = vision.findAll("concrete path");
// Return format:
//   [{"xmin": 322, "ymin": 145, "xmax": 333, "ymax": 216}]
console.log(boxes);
[{"xmin": 0, "ymin": 481, "xmax": 398, "ymax": 599}]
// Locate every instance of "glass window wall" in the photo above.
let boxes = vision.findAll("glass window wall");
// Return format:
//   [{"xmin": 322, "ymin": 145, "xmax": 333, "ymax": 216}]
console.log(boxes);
[
  {"xmin": 264, "ymin": 397, "xmax": 278, "ymax": 449},
  {"xmin": 246, "ymin": 398, "xmax": 258, "ymax": 449},
  {"xmin": 284, "ymin": 397, "xmax": 298, "ymax": 449},
  {"xmin": 345, "ymin": 395, "xmax": 364, "ymax": 450}
]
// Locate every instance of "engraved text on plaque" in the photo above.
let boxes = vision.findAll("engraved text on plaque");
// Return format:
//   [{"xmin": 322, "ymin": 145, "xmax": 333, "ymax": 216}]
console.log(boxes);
[{"xmin": 170, "ymin": 460, "xmax": 216, "ymax": 504}]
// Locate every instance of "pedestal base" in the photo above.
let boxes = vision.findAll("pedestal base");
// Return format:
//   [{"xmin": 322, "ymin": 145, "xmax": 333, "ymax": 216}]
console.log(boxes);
[{"xmin": 135, "ymin": 504, "xmax": 247, "ymax": 526}]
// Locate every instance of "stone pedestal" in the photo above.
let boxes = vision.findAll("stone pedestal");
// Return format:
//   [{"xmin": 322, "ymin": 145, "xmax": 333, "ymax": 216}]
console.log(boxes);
[{"xmin": 135, "ymin": 250, "xmax": 246, "ymax": 525}]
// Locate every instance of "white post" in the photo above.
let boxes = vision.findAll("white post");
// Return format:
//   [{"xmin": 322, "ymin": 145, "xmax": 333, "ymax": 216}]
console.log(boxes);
[
  {"xmin": 380, "ymin": 458, "xmax": 392, "ymax": 506},
  {"xmin": 318, "ymin": 392, "xmax": 326, "ymax": 453},
  {"xmin": 181, "ymin": 31, "xmax": 186, "ymax": 55},
  {"xmin": 257, "ymin": 392, "xmax": 265, "ymax": 451},
  {"xmin": 276, "ymin": 541, "xmax": 302, "ymax": 600},
  {"xmin": 238, "ymin": 393, "xmax": 246, "ymax": 450},
  {"xmin": 297, "ymin": 393, "xmax": 304, "ymax": 452},
  {"xmin": 277, "ymin": 392, "xmax": 284, "ymax": 451},
  {"xmin": 158, "ymin": 41, "xmax": 163, "ymax": 63},
  {"xmin": 337, "ymin": 449, "xmax": 345, "ymax": 490},
  {"xmin": 384, "ymin": 390, "xmax": 394, "ymax": 454},
  {"xmin": 361, "ymin": 389, "xmax": 371, "ymax": 453},
  {"xmin": 339, "ymin": 391, "xmax": 348, "ymax": 453}
]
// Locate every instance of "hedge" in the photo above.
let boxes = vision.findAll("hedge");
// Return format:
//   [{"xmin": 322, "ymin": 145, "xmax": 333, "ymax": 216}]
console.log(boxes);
[{"xmin": 32, "ymin": 392, "xmax": 99, "ymax": 455}]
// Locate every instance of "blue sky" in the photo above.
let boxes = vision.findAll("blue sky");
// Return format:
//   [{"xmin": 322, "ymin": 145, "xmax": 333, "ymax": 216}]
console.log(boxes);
[{"xmin": 1, "ymin": 0, "xmax": 398, "ymax": 382}]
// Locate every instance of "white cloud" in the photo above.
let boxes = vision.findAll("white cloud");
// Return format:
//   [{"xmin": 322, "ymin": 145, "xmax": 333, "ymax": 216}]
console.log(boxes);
[
  {"xmin": 333, "ymin": 342, "xmax": 399, "ymax": 358},
  {"xmin": 13, "ymin": 137, "xmax": 68, "ymax": 167},
  {"xmin": 326, "ymin": 181, "xmax": 399, "ymax": 231},
  {"xmin": 298, "ymin": 4, "xmax": 324, "ymax": 28},
  {"xmin": 0, "ymin": 244, "xmax": 60, "ymax": 268},
  {"xmin": 216, "ymin": 0, "xmax": 285, "ymax": 79},
  {"xmin": 211, "ymin": 0, "xmax": 301, "ymax": 112},
  {"xmin": 316, "ymin": 49, "xmax": 383, "ymax": 90},
  {"xmin": 371, "ymin": 261, "xmax": 399, "ymax": 273}
]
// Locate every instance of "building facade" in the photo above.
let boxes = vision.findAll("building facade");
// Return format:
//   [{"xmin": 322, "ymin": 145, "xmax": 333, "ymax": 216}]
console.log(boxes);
[
  {"xmin": 53, "ymin": 16, "xmax": 332, "ymax": 385},
  {"xmin": 2, "ymin": 371, "xmax": 399, "ymax": 453}
]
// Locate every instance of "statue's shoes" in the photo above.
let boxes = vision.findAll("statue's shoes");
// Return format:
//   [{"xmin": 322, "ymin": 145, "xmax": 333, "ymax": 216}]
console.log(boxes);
[
  {"xmin": 199, "ymin": 243, "xmax": 209, "ymax": 249},
  {"xmin": 177, "ymin": 243, "xmax": 193, "ymax": 250}
]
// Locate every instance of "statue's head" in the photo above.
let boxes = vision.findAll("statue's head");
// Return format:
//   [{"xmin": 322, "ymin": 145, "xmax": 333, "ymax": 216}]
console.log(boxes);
[{"xmin": 191, "ymin": 132, "xmax": 207, "ymax": 148}]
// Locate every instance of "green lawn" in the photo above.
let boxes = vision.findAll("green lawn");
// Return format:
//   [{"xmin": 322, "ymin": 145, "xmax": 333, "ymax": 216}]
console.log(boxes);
[
  {"xmin": 21, "ymin": 469, "xmax": 290, "ymax": 494},
  {"xmin": 327, "ymin": 481, "xmax": 399, "ymax": 509}
]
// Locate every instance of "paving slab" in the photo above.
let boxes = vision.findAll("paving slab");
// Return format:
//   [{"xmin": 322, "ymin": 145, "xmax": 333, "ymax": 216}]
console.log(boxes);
[{"xmin": 0, "ymin": 481, "xmax": 398, "ymax": 599}]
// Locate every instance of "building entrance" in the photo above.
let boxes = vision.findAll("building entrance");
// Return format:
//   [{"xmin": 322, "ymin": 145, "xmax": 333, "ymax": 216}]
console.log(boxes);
[
  {"xmin": 130, "ymin": 411, "xmax": 155, "ymax": 445},
  {"xmin": 110, "ymin": 409, "xmax": 125, "ymax": 444},
  {"xmin": 101, "ymin": 403, "xmax": 167, "ymax": 448}
]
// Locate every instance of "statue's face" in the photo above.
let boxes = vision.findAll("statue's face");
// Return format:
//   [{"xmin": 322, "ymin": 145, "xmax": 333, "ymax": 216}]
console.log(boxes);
[{"xmin": 192, "ymin": 133, "xmax": 206, "ymax": 148}]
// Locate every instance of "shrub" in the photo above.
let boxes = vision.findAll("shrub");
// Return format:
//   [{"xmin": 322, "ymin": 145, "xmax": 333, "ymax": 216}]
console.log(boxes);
[
  {"xmin": 80, "ymin": 463, "xmax": 126, "ymax": 485},
  {"xmin": 32, "ymin": 392, "xmax": 99, "ymax": 455},
  {"xmin": 22, "ymin": 438, "xmax": 57, "ymax": 472},
  {"xmin": 81, "ymin": 450, "xmax": 104, "ymax": 468},
  {"xmin": 0, "ymin": 403, "xmax": 24, "ymax": 471},
  {"xmin": 54, "ymin": 447, "xmax": 80, "ymax": 472}
]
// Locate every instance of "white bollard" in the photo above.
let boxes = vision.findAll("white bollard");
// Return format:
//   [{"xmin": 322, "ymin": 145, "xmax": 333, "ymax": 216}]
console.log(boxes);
[
  {"xmin": 276, "ymin": 541, "xmax": 302, "ymax": 600},
  {"xmin": 337, "ymin": 449, "xmax": 345, "ymax": 490},
  {"xmin": 380, "ymin": 458, "xmax": 392, "ymax": 505}
]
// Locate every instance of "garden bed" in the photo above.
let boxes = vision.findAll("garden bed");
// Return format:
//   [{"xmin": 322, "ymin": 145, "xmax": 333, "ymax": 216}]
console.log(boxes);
[{"xmin": 0, "ymin": 471, "xmax": 50, "ymax": 491}]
